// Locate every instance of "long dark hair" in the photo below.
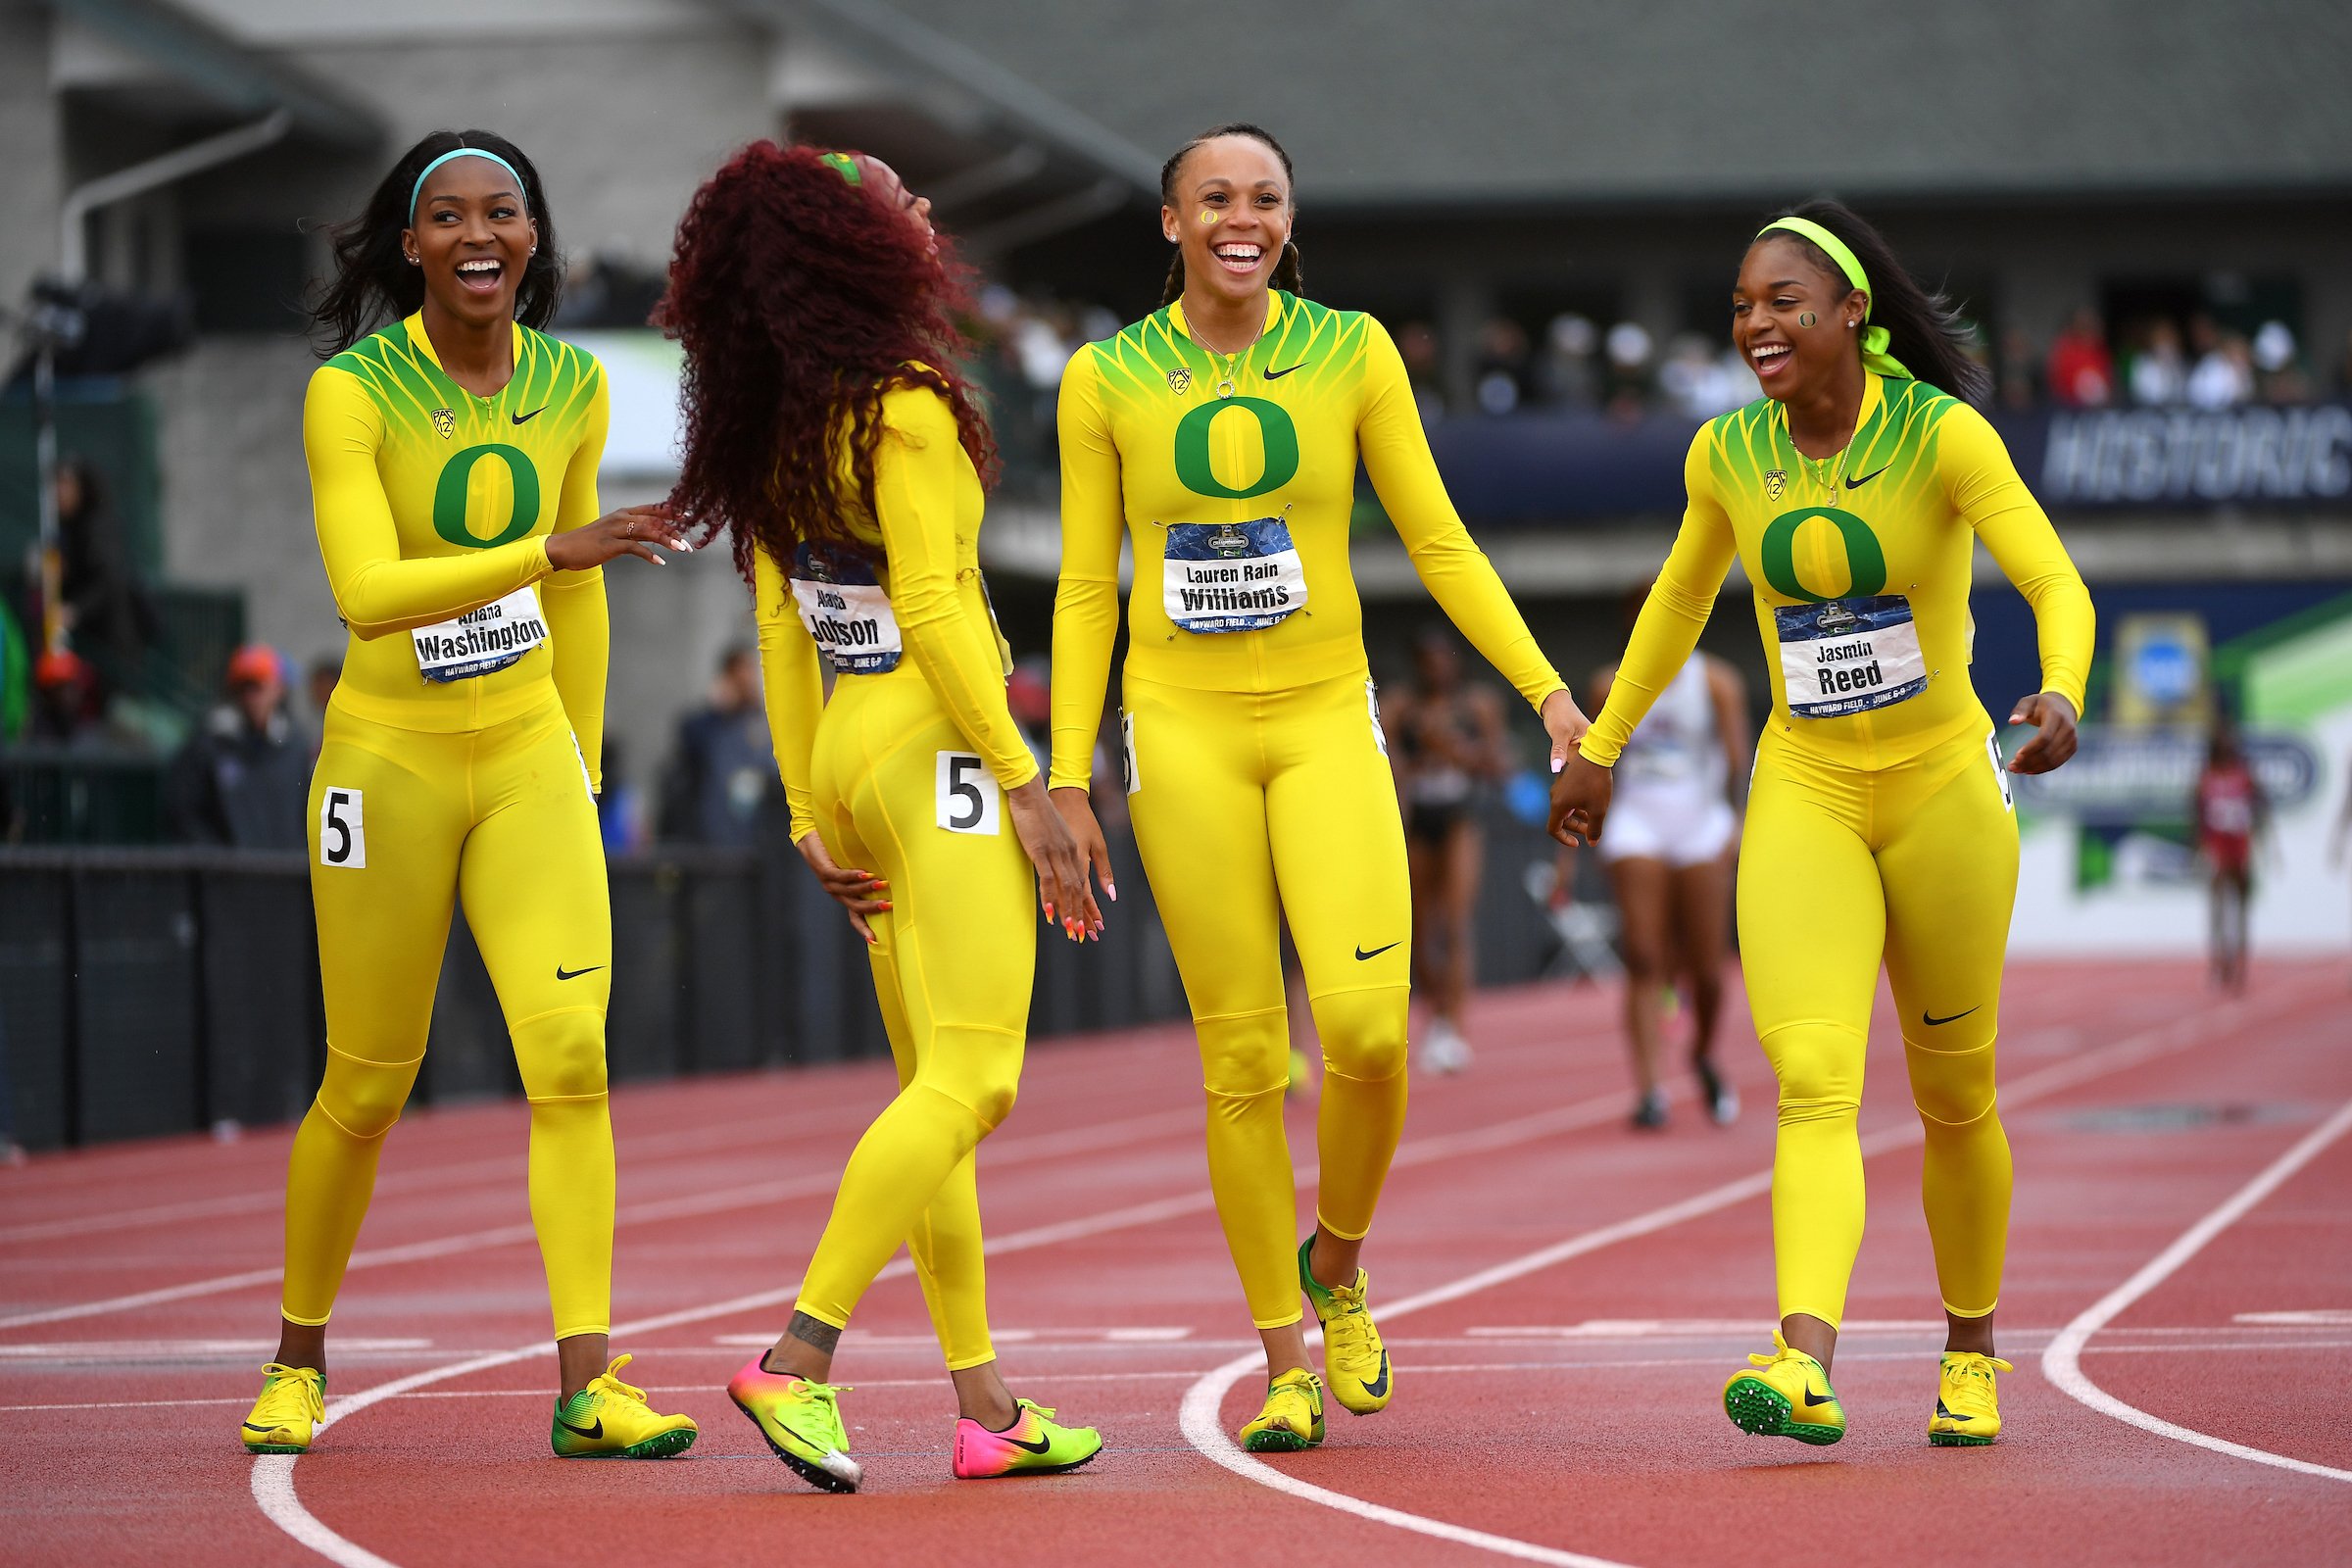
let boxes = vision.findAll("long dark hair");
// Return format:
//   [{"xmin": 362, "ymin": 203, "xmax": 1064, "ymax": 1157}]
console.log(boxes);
[
  {"xmin": 1158, "ymin": 122, "xmax": 1305, "ymax": 310},
  {"xmin": 308, "ymin": 129, "xmax": 564, "ymax": 358},
  {"xmin": 656, "ymin": 141, "xmax": 997, "ymax": 587},
  {"xmin": 1759, "ymin": 198, "xmax": 1989, "ymax": 406}
]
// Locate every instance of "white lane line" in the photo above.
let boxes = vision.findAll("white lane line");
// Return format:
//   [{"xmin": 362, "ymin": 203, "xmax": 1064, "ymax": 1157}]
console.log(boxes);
[
  {"xmin": 1178, "ymin": 983, "xmax": 2323, "ymax": 1565},
  {"xmin": 250, "ymin": 1076, "xmax": 1655, "ymax": 1568},
  {"xmin": 0, "ymin": 1105, "xmax": 1200, "ymax": 1333},
  {"xmin": 2041, "ymin": 1092, "xmax": 2352, "ymax": 1484}
]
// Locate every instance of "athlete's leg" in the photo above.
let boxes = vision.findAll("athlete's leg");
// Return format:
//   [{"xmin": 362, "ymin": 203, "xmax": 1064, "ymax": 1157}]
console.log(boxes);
[
  {"xmin": 1125, "ymin": 676, "xmax": 1303, "ymax": 1352},
  {"xmin": 1738, "ymin": 746, "xmax": 1881, "ymax": 1372},
  {"xmin": 1881, "ymin": 736, "xmax": 2019, "ymax": 1355},
  {"xmin": 1670, "ymin": 848, "xmax": 1736, "ymax": 1067},
  {"xmin": 1607, "ymin": 856, "xmax": 1674, "ymax": 1106},
  {"xmin": 459, "ymin": 708, "xmax": 616, "ymax": 1396},
  {"xmin": 783, "ymin": 706, "xmax": 1034, "ymax": 1385},
  {"xmin": 1436, "ymin": 818, "xmax": 1483, "ymax": 1029},
  {"xmin": 278, "ymin": 718, "xmax": 466, "ymax": 1372},
  {"xmin": 1271, "ymin": 675, "xmax": 1412, "ymax": 1289},
  {"xmin": 1406, "ymin": 829, "xmax": 1443, "ymax": 1000}
]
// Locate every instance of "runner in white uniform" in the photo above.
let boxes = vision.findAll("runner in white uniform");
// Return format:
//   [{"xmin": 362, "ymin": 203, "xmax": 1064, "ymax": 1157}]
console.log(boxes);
[{"xmin": 1591, "ymin": 643, "xmax": 1748, "ymax": 1128}]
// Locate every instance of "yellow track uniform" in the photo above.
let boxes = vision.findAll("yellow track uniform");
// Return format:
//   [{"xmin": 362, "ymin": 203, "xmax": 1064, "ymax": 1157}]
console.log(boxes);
[
  {"xmin": 1583, "ymin": 374, "xmax": 2093, "ymax": 1326},
  {"xmin": 1054, "ymin": 293, "xmax": 1565, "ymax": 1328},
  {"xmin": 753, "ymin": 382, "xmax": 1036, "ymax": 1368},
  {"xmin": 289, "ymin": 314, "xmax": 616, "ymax": 1340}
]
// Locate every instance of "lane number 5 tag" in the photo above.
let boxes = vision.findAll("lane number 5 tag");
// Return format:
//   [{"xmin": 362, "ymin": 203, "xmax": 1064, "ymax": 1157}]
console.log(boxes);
[
  {"xmin": 937, "ymin": 753, "xmax": 1001, "ymax": 835},
  {"xmin": 319, "ymin": 787, "xmax": 367, "ymax": 867}
]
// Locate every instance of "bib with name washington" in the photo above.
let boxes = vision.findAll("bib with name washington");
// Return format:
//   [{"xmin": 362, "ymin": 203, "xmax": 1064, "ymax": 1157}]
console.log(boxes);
[
  {"xmin": 1161, "ymin": 517, "xmax": 1307, "ymax": 633},
  {"xmin": 789, "ymin": 543, "xmax": 903, "ymax": 674},
  {"xmin": 1775, "ymin": 594, "xmax": 1927, "ymax": 718},
  {"xmin": 412, "ymin": 586, "xmax": 548, "ymax": 683}
]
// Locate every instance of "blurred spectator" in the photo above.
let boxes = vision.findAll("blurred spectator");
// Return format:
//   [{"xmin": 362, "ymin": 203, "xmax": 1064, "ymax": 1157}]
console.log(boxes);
[
  {"xmin": 29, "ymin": 649, "xmax": 105, "ymax": 747},
  {"xmin": 1604, "ymin": 320, "xmax": 1653, "ymax": 419},
  {"xmin": 2044, "ymin": 308, "xmax": 2115, "ymax": 407},
  {"xmin": 51, "ymin": 457, "xmax": 159, "ymax": 701},
  {"xmin": 597, "ymin": 737, "xmax": 647, "ymax": 853},
  {"xmin": 164, "ymin": 644, "xmax": 308, "ymax": 850},
  {"xmin": 1995, "ymin": 328, "xmax": 2040, "ymax": 411},
  {"xmin": 1473, "ymin": 317, "xmax": 1529, "ymax": 415},
  {"xmin": 659, "ymin": 645, "xmax": 772, "ymax": 847},
  {"xmin": 1534, "ymin": 313, "xmax": 1600, "ymax": 409},
  {"xmin": 554, "ymin": 250, "xmax": 664, "ymax": 329},
  {"xmin": 2251, "ymin": 320, "xmax": 2310, "ymax": 404},
  {"xmin": 2127, "ymin": 318, "xmax": 2188, "ymax": 406},
  {"xmin": 1657, "ymin": 332, "xmax": 1757, "ymax": 418},
  {"xmin": 1006, "ymin": 656, "xmax": 1053, "ymax": 774},
  {"xmin": 2185, "ymin": 317, "xmax": 2254, "ymax": 410},
  {"xmin": 1396, "ymin": 320, "xmax": 1446, "ymax": 421}
]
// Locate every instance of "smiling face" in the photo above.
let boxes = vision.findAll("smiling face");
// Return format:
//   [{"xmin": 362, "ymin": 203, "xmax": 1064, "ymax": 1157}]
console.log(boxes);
[
  {"xmin": 850, "ymin": 155, "xmax": 936, "ymax": 257},
  {"xmin": 1732, "ymin": 235, "xmax": 1869, "ymax": 403},
  {"xmin": 1161, "ymin": 134, "xmax": 1292, "ymax": 312},
  {"xmin": 403, "ymin": 154, "xmax": 536, "ymax": 329}
]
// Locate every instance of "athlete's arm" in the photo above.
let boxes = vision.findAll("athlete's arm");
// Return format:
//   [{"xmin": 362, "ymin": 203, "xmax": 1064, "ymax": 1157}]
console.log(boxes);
[
  {"xmin": 872, "ymin": 385, "xmax": 1036, "ymax": 790},
  {"xmin": 1049, "ymin": 347, "xmax": 1125, "ymax": 793},
  {"xmin": 1580, "ymin": 432, "xmax": 1738, "ymax": 768},
  {"xmin": 1357, "ymin": 319, "xmax": 1565, "ymax": 714},
  {"xmin": 305, "ymin": 366, "xmax": 554, "ymax": 638},
  {"xmin": 1938, "ymin": 404, "xmax": 2092, "ymax": 773},
  {"xmin": 541, "ymin": 370, "xmax": 612, "ymax": 791},
  {"xmin": 751, "ymin": 544, "xmax": 826, "ymax": 846}
]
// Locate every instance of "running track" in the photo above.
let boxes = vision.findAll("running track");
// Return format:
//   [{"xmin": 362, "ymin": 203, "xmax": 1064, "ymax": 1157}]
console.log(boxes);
[{"xmin": 3, "ymin": 960, "xmax": 2348, "ymax": 1566}]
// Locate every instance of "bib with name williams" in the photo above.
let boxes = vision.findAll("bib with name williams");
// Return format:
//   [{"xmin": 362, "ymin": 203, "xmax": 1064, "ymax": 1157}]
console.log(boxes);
[{"xmin": 1586, "ymin": 373, "xmax": 2093, "ymax": 774}]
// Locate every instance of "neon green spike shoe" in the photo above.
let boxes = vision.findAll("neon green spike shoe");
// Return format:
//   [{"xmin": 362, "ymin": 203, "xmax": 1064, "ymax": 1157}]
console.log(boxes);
[
  {"xmin": 728, "ymin": 1355, "xmax": 860, "ymax": 1493},
  {"xmin": 550, "ymin": 1355, "xmax": 698, "ymax": 1459},
  {"xmin": 1723, "ymin": 1332, "xmax": 1846, "ymax": 1446},
  {"xmin": 240, "ymin": 1363, "xmax": 325, "ymax": 1454},
  {"xmin": 953, "ymin": 1397, "xmax": 1103, "ymax": 1478},
  {"xmin": 1300, "ymin": 1238, "xmax": 1392, "ymax": 1415},
  {"xmin": 1239, "ymin": 1367, "xmax": 1325, "ymax": 1453},
  {"xmin": 1929, "ymin": 1351, "xmax": 2013, "ymax": 1446}
]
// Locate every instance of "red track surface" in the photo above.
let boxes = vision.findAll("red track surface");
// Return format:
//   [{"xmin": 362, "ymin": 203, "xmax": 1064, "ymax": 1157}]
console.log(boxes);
[{"xmin": 4, "ymin": 959, "xmax": 2349, "ymax": 1566}]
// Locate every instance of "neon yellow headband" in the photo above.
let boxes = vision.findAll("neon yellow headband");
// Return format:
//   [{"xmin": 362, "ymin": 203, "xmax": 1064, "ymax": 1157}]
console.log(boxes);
[
  {"xmin": 1756, "ymin": 216, "xmax": 1911, "ymax": 379},
  {"xmin": 818, "ymin": 151, "xmax": 862, "ymax": 186}
]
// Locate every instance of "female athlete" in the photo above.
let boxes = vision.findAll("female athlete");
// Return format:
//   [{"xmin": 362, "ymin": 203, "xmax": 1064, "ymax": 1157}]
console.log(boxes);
[
  {"xmin": 660, "ymin": 142, "xmax": 1102, "ymax": 1493},
  {"xmin": 240, "ymin": 130, "xmax": 698, "ymax": 1459},
  {"xmin": 1551, "ymin": 200, "xmax": 2093, "ymax": 1449},
  {"xmin": 1051, "ymin": 123, "xmax": 1587, "ymax": 1451}
]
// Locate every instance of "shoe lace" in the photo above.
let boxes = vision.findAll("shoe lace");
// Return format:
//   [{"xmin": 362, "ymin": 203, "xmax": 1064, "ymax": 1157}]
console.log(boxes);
[
  {"xmin": 1941, "ymin": 1352, "xmax": 2011, "ymax": 1412},
  {"xmin": 1013, "ymin": 1398, "xmax": 1057, "ymax": 1422},
  {"xmin": 1321, "ymin": 1276, "xmax": 1372, "ymax": 1349},
  {"xmin": 257, "ymin": 1363, "xmax": 323, "ymax": 1423},
  {"xmin": 589, "ymin": 1353, "xmax": 648, "ymax": 1406}
]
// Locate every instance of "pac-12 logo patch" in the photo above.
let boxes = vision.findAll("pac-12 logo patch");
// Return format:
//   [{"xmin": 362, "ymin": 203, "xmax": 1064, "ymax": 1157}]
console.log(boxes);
[
  {"xmin": 431, "ymin": 407, "xmax": 456, "ymax": 440},
  {"xmin": 1763, "ymin": 468, "xmax": 1787, "ymax": 502},
  {"xmin": 1166, "ymin": 367, "xmax": 1193, "ymax": 395}
]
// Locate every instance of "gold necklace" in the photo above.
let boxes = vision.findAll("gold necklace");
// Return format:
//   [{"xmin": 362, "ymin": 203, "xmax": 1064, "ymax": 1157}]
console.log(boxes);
[{"xmin": 1186, "ymin": 296, "xmax": 1267, "ymax": 400}]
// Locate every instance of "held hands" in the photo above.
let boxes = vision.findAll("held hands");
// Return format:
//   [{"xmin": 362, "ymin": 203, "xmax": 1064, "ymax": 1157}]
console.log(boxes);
[
  {"xmin": 2005, "ymin": 692, "xmax": 2079, "ymax": 775},
  {"xmin": 544, "ymin": 504, "xmax": 693, "ymax": 572},
  {"xmin": 1540, "ymin": 688, "xmax": 1592, "ymax": 773},
  {"xmin": 797, "ymin": 832, "xmax": 890, "ymax": 946},
  {"xmin": 1011, "ymin": 778, "xmax": 1102, "ymax": 942},
  {"xmin": 1547, "ymin": 751, "xmax": 1611, "ymax": 849}
]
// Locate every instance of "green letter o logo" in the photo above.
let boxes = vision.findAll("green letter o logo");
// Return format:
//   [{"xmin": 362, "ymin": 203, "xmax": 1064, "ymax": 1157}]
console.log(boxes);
[
  {"xmin": 432, "ymin": 444, "xmax": 541, "ymax": 550},
  {"xmin": 1172, "ymin": 397, "xmax": 1299, "ymax": 500},
  {"xmin": 1758, "ymin": 506, "xmax": 1886, "ymax": 603}
]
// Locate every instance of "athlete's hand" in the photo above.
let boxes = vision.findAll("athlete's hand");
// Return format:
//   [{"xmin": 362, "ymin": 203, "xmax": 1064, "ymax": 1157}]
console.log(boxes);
[
  {"xmin": 1050, "ymin": 784, "xmax": 1118, "ymax": 916},
  {"xmin": 544, "ymin": 505, "xmax": 692, "ymax": 572},
  {"xmin": 1540, "ymin": 688, "xmax": 1592, "ymax": 773},
  {"xmin": 1548, "ymin": 751, "xmax": 1611, "ymax": 848},
  {"xmin": 2005, "ymin": 692, "xmax": 2079, "ymax": 775},
  {"xmin": 1011, "ymin": 778, "xmax": 1101, "ymax": 942},
  {"xmin": 796, "ymin": 832, "xmax": 890, "ymax": 945}
]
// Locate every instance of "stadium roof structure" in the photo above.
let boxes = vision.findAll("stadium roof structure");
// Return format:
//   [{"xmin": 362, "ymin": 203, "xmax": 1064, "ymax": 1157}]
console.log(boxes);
[{"xmin": 799, "ymin": 0, "xmax": 2352, "ymax": 208}]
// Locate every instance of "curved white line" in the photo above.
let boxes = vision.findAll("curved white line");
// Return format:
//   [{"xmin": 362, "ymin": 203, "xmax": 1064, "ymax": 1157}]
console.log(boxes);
[
  {"xmin": 1178, "ymin": 985, "xmax": 2320, "ymax": 1562},
  {"xmin": 2040, "ymin": 1093, "xmax": 2352, "ymax": 1484}
]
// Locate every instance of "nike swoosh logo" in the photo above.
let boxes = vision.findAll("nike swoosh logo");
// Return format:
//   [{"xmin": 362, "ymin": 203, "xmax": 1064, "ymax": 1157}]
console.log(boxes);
[
  {"xmin": 242, "ymin": 1422, "xmax": 282, "ymax": 1434},
  {"xmin": 1799, "ymin": 1388, "xmax": 1839, "ymax": 1411},
  {"xmin": 1362, "ymin": 1352, "xmax": 1391, "ymax": 1397},
  {"xmin": 1935, "ymin": 1400, "xmax": 1972, "ymax": 1422},
  {"xmin": 1922, "ymin": 1005, "xmax": 1979, "ymax": 1026},
  {"xmin": 1002, "ymin": 1427, "xmax": 1055, "ymax": 1455},
  {"xmin": 1264, "ymin": 362, "xmax": 1309, "ymax": 379},
  {"xmin": 1844, "ymin": 464, "xmax": 1892, "ymax": 488},
  {"xmin": 512, "ymin": 406, "xmax": 548, "ymax": 424},
  {"xmin": 556, "ymin": 1415, "xmax": 602, "ymax": 1440},
  {"xmin": 556, "ymin": 964, "xmax": 606, "ymax": 981},
  {"xmin": 1354, "ymin": 942, "xmax": 1401, "ymax": 961}
]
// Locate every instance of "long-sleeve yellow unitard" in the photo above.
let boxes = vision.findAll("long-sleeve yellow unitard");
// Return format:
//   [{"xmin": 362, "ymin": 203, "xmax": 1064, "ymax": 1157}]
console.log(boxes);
[
  {"xmin": 1052, "ymin": 292, "xmax": 1566, "ymax": 1336},
  {"xmin": 1583, "ymin": 373, "xmax": 2094, "ymax": 1327},
  {"xmin": 287, "ymin": 314, "xmax": 617, "ymax": 1341},
  {"xmin": 750, "ymin": 381, "xmax": 1036, "ymax": 1366}
]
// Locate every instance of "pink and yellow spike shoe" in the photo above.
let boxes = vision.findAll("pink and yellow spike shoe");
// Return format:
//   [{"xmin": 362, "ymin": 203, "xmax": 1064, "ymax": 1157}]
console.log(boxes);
[{"xmin": 953, "ymin": 1397, "xmax": 1103, "ymax": 1479}]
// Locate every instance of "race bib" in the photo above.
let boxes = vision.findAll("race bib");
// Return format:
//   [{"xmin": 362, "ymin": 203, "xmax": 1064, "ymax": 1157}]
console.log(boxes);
[
  {"xmin": 789, "ymin": 542, "xmax": 902, "ymax": 674},
  {"xmin": 1775, "ymin": 594, "xmax": 1927, "ymax": 718},
  {"xmin": 412, "ymin": 586, "xmax": 547, "ymax": 683},
  {"xmin": 1161, "ymin": 518, "xmax": 1307, "ymax": 633}
]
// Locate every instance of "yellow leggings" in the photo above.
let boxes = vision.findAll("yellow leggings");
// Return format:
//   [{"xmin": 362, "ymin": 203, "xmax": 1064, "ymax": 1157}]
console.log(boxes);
[
  {"xmin": 1738, "ymin": 721, "xmax": 2019, "ymax": 1327},
  {"xmin": 791, "ymin": 668, "xmax": 1033, "ymax": 1369},
  {"xmin": 288, "ymin": 698, "xmax": 613, "ymax": 1339},
  {"xmin": 1125, "ymin": 668, "xmax": 1411, "ymax": 1330}
]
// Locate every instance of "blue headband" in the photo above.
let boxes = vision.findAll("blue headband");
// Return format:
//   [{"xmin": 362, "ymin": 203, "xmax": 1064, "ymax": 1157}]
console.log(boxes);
[{"xmin": 410, "ymin": 147, "xmax": 526, "ymax": 221}]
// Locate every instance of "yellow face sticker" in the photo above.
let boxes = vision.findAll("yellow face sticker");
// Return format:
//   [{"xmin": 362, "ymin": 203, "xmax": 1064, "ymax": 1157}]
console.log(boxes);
[{"xmin": 1198, "ymin": 208, "xmax": 1221, "ymax": 226}]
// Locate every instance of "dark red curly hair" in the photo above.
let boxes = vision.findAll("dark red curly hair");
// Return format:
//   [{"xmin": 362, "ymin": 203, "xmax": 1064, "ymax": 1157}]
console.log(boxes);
[{"xmin": 657, "ymin": 141, "xmax": 997, "ymax": 583}]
